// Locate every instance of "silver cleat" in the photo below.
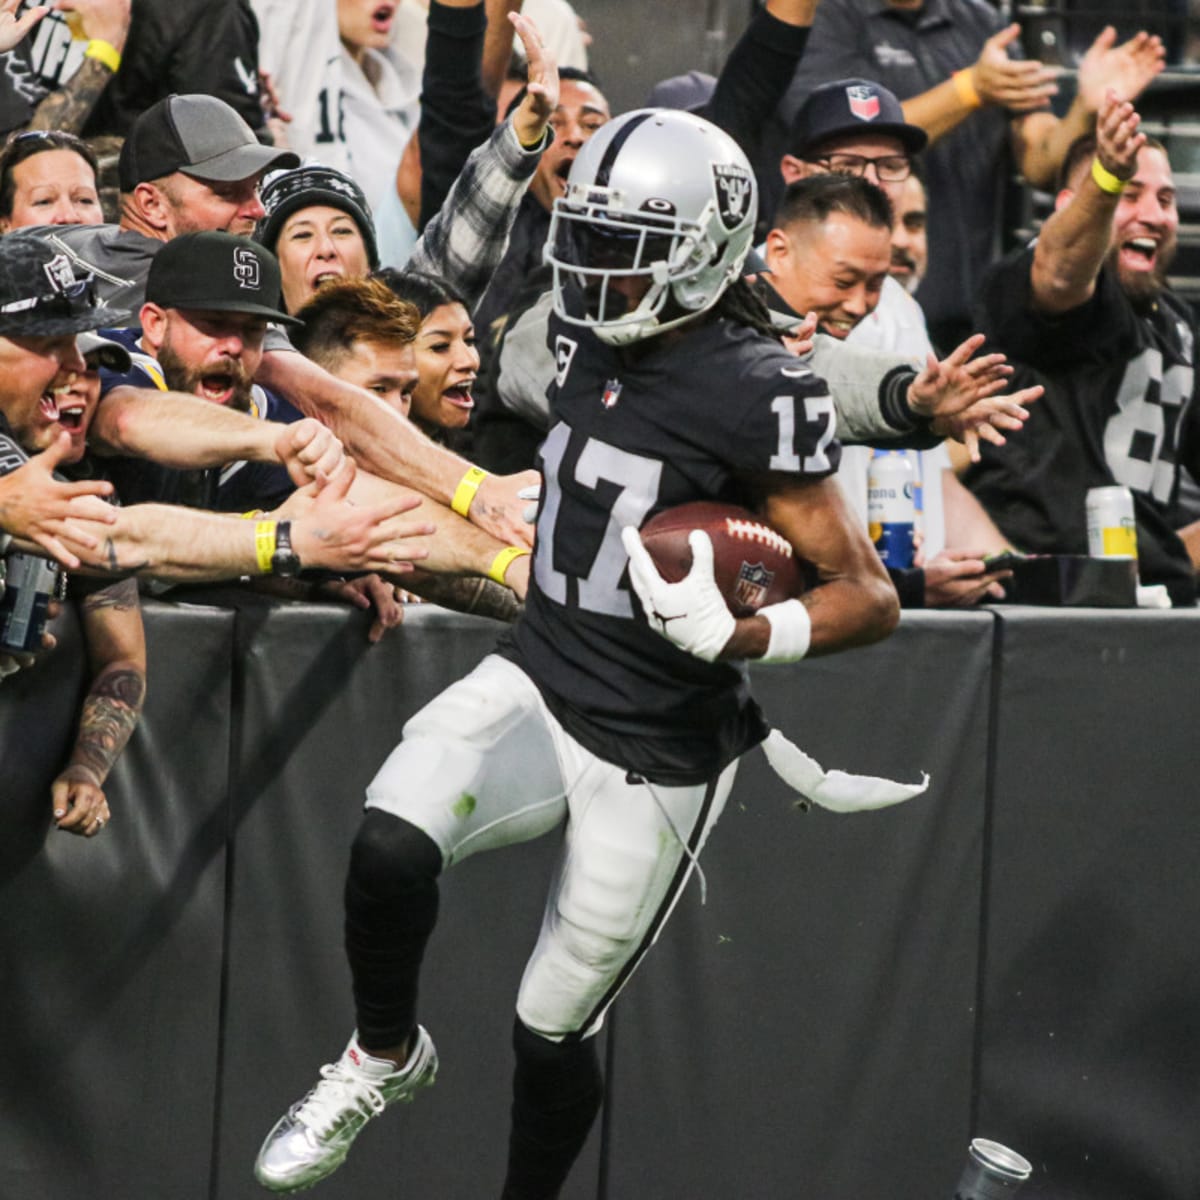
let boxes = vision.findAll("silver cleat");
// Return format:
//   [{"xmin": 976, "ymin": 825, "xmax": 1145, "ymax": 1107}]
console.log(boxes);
[{"xmin": 254, "ymin": 1026, "xmax": 438, "ymax": 1193}]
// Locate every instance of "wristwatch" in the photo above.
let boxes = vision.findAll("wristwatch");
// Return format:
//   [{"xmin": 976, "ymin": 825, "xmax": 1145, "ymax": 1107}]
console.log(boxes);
[{"xmin": 271, "ymin": 520, "xmax": 301, "ymax": 578}]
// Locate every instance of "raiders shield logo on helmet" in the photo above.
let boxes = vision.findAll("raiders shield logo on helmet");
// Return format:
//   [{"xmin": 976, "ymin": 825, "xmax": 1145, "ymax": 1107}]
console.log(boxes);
[
  {"xmin": 846, "ymin": 84, "xmax": 880, "ymax": 122},
  {"xmin": 712, "ymin": 163, "xmax": 753, "ymax": 232},
  {"xmin": 733, "ymin": 561, "xmax": 775, "ymax": 611}
]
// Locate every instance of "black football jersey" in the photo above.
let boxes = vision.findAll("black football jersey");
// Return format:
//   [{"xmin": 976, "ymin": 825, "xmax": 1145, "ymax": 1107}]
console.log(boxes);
[
  {"xmin": 966, "ymin": 247, "xmax": 1199, "ymax": 605},
  {"xmin": 501, "ymin": 310, "xmax": 840, "ymax": 784}
]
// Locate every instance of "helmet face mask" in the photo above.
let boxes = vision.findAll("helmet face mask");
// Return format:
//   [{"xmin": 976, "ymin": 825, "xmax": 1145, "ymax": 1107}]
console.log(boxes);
[{"xmin": 545, "ymin": 109, "xmax": 757, "ymax": 347}]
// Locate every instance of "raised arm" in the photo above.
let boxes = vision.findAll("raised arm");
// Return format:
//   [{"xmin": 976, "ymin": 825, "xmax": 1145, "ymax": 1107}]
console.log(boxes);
[
  {"xmin": 258, "ymin": 348, "xmax": 539, "ymax": 546},
  {"xmin": 706, "ymin": 0, "xmax": 817, "ymax": 158},
  {"xmin": 900, "ymin": 24, "xmax": 1057, "ymax": 146},
  {"xmin": 414, "ymin": 0, "xmax": 497, "ymax": 234},
  {"xmin": 406, "ymin": 10, "xmax": 556, "ymax": 308},
  {"xmin": 24, "ymin": 0, "xmax": 130, "ymax": 134},
  {"xmin": 1029, "ymin": 90, "xmax": 1144, "ymax": 314},
  {"xmin": 897, "ymin": 22, "xmax": 1162, "ymax": 189}
]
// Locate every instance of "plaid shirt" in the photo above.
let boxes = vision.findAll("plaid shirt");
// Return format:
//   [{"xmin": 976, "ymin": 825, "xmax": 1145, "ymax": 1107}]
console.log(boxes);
[{"xmin": 407, "ymin": 119, "xmax": 549, "ymax": 312}]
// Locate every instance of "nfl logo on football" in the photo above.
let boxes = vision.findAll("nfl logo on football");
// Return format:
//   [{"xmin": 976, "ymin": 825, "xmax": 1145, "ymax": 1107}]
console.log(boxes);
[{"xmin": 733, "ymin": 561, "xmax": 774, "ymax": 610}]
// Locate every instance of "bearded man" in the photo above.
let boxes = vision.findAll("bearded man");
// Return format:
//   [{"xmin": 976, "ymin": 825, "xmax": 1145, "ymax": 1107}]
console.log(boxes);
[{"xmin": 963, "ymin": 91, "xmax": 1200, "ymax": 607}]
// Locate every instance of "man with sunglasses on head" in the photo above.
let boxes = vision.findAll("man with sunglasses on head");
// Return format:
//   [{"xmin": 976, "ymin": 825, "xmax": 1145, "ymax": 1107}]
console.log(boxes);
[{"xmin": 22, "ymin": 92, "xmax": 297, "ymax": 315}]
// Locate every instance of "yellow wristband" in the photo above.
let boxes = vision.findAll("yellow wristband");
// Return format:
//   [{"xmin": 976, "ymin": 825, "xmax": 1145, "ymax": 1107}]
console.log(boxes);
[
  {"xmin": 254, "ymin": 520, "xmax": 277, "ymax": 574},
  {"xmin": 487, "ymin": 545, "xmax": 530, "ymax": 585},
  {"xmin": 84, "ymin": 39, "xmax": 122, "ymax": 73},
  {"xmin": 1090, "ymin": 156, "xmax": 1127, "ymax": 196},
  {"xmin": 451, "ymin": 465, "xmax": 488, "ymax": 518},
  {"xmin": 240, "ymin": 509, "xmax": 264, "ymax": 519},
  {"xmin": 952, "ymin": 68, "xmax": 981, "ymax": 111}
]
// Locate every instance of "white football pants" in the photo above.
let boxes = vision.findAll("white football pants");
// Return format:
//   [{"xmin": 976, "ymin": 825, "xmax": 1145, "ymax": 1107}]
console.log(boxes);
[{"xmin": 366, "ymin": 654, "xmax": 736, "ymax": 1039}]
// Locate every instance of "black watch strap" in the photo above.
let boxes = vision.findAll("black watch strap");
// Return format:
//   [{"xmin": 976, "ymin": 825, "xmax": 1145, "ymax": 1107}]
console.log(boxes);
[{"xmin": 271, "ymin": 520, "xmax": 301, "ymax": 577}]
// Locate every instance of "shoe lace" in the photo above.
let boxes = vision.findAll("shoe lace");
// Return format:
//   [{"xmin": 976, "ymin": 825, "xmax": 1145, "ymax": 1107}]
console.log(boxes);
[{"xmin": 293, "ymin": 1060, "xmax": 387, "ymax": 1136}]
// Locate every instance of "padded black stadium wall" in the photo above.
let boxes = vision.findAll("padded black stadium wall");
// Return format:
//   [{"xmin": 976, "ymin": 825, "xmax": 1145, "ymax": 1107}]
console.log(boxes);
[{"xmin": 2, "ymin": 598, "xmax": 1199, "ymax": 1200}]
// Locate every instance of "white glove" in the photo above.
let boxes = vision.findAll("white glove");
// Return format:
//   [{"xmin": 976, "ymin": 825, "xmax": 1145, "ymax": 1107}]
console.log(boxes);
[
  {"xmin": 621, "ymin": 526, "xmax": 737, "ymax": 662},
  {"xmin": 761, "ymin": 729, "xmax": 929, "ymax": 813},
  {"xmin": 0, "ymin": 653, "xmax": 23, "ymax": 681}
]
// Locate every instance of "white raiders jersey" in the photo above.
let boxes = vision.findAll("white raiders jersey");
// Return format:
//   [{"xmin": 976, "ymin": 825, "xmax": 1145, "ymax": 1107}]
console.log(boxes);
[{"xmin": 250, "ymin": 0, "xmax": 350, "ymax": 173}]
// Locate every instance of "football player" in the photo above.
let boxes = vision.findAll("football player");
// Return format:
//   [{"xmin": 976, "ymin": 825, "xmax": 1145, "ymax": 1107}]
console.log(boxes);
[{"xmin": 251, "ymin": 109, "xmax": 1004, "ymax": 1197}]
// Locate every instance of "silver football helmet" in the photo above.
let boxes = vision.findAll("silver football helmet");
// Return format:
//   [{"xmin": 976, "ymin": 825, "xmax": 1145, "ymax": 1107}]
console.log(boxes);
[{"xmin": 544, "ymin": 108, "xmax": 757, "ymax": 346}]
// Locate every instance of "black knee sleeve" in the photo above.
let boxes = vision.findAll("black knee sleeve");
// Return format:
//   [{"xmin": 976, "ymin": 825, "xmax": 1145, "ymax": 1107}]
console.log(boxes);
[
  {"xmin": 501, "ymin": 1018, "xmax": 604, "ymax": 1200},
  {"xmin": 344, "ymin": 810, "xmax": 442, "ymax": 1052}
]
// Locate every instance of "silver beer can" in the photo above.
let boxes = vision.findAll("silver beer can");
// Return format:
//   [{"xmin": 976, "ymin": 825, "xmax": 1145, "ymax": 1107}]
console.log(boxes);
[{"xmin": 1086, "ymin": 486, "xmax": 1137, "ymax": 560}]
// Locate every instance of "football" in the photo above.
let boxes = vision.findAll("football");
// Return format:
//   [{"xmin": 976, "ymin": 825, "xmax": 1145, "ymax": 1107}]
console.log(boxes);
[{"xmin": 637, "ymin": 501, "xmax": 805, "ymax": 617}]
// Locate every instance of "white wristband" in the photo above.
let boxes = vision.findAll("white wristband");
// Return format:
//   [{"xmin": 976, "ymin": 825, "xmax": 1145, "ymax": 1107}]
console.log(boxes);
[{"xmin": 759, "ymin": 598, "xmax": 812, "ymax": 663}]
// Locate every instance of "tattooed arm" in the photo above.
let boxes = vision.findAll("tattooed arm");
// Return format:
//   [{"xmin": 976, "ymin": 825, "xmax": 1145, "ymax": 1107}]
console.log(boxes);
[
  {"xmin": 25, "ymin": 0, "xmax": 131, "ymax": 135},
  {"xmin": 52, "ymin": 575, "xmax": 145, "ymax": 837}
]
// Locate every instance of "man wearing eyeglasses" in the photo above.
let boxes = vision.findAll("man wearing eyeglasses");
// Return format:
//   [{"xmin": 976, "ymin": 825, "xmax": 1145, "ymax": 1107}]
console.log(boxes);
[
  {"xmin": 768, "ymin": 4, "xmax": 1165, "ymax": 354},
  {"xmin": 779, "ymin": 78, "xmax": 931, "ymax": 362}
]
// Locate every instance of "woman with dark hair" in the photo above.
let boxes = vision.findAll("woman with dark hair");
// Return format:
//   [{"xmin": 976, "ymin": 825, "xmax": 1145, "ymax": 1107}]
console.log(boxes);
[
  {"xmin": 376, "ymin": 267, "xmax": 479, "ymax": 440},
  {"xmin": 256, "ymin": 164, "xmax": 379, "ymax": 315},
  {"xmin": 0, "ymin": 130, "xmax": 102, "ymax": 230}
]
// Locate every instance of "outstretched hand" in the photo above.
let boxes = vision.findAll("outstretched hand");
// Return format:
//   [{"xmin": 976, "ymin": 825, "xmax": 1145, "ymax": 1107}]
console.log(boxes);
[
  {"xmin": 1094, "ymin": 88, "xmax": 1144, "ymax": 183},
  {"xmin": 1076, "ymin": 25, "xmax": 1165, "ymax": 112},
  {"xmin": 907, "ymin": 334, "xmax": 1044, "ymax": 462},
  {"xmin": 971, "ymin": 23, "xmax": 1058, "ymax": 113},
  {"xmin": 472, "ymin": 469, "xmax": 540, "ymax": 548},
  {"xmin": 0, "ymin": 432, "xmax": 117, "ymax": 568},
  {"xmin": 289, "ymin": 461, "xmax": 435, "ymax": 575}
]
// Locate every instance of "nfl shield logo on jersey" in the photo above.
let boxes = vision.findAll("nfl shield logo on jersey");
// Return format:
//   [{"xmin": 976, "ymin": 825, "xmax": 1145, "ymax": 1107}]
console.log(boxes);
[
  {"xmin": 712, "ymin": 163, "xmax": 753, "ymax": 231},
  {"xmin": 733, "ymin": 561, "xmax": 775, "ymax": 610},
  {"xmin": 846, "ymin": 84, "xmax": 880, "ymax": 122},
  {"xmin": 601, "ymin": 378, "xmax": 623, "ymax": 408}
]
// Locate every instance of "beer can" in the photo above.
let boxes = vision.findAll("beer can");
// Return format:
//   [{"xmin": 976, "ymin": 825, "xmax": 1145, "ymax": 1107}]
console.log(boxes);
[
  {"xmin": 0, "ymin": 552, "xmax": 60, "ymax": 653},
  {"xmin": 867, "ymin": 451, "xmax": 915, "ymax": 568},
  {"xmin": 1086, "ymin": 486, "xmax": 1137, "ymax": 559},
  {"xmin": 954, "ymin": 1138, "xmax": 1032, "ymax": 1199}
]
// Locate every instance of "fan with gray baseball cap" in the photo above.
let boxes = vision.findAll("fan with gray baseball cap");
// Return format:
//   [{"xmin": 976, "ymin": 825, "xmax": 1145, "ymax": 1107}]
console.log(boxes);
[
  {"xmin": 18, "ymin": 94, "xmax": 300, "ymax": 317},
  {"xmin": 119, "ymin": 93, "xmax": 299, "ymax": 192},
  {"xmin": 0, "ymin": 232, "xmax": 127, "ymax": 337}
]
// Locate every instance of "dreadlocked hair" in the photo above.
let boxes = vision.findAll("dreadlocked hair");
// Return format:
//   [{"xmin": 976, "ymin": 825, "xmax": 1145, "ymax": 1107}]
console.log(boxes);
[{"xmin": 715, "ymin": 276, "xmax": 779, "ymax": 339}]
